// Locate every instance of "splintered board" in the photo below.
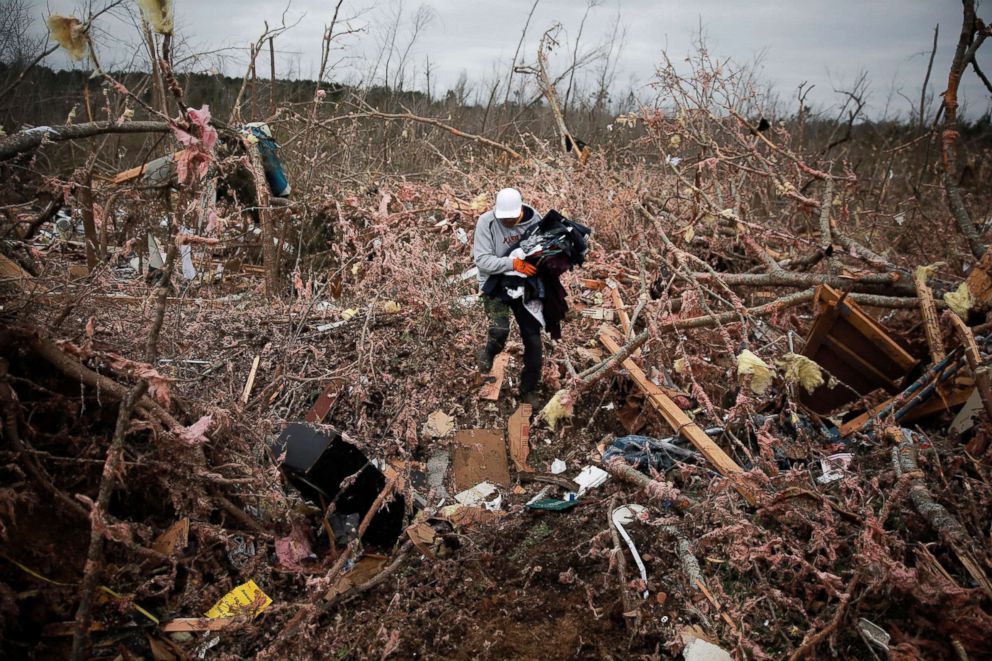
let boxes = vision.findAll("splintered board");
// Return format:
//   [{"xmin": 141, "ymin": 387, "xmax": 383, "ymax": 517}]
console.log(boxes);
[
  {"xmin": 451, "ymin": 429, "xmax": 510, "ymax": 491},
  {"xmin": 479, "ymin": 352, "xmax": 510, "ymax": 400},
  {"xmin": 305, "ymin": 378, "xmax": 347, "ymax": 423},
  {"xmin": 599, "ymin": 326, "xmax": 756, "ymax": 505}
]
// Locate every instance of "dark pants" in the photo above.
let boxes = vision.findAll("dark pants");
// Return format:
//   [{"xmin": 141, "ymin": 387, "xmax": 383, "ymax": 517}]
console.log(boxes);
[{"xmin": 483, "ymin": 296, "xmax": 543, "ymax": 395}]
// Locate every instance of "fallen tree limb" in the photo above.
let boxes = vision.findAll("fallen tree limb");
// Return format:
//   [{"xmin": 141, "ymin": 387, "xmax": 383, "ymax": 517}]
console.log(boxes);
[
  {"xmin": 889, "ymin": 427, "xmax": 992, "ymax": 600},
  {"xmin": 70, "ymin": 380, "xmax": 148, "ymax": 661},
  {"xmin": 13, "ymin": 329, "xmax": 181, "ymax": 430},
  {"xmin": 349, "ymin": 103, "xmax": 521, "ymax": 160},
  {"xmin": 788, "ymin": 572, "xmax": 862, "ymax": 660},
  {"xmin": 692, "ymin": 270, "xmax": 915, "ymax": 296},
  {"xmin": 0, "ymin": 121, "xmax": 171, "ymax": 161},
  {"xmin": 602, "ymin": 457, "xmax": 692, "ymax": 510}
]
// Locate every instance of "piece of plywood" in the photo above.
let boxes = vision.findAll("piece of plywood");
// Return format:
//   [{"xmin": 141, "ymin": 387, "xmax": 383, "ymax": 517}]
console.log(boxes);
[
  {"xmin": 599, "ymin": 327, "xmax": 756, "ymax": 505},
  {"xmin": 479, "ymin": 352, "xmax": 510, "ymax": 401},
  {"xmin": 452, "ymin": 429, "xmax": 510, "ymax": 491},
  {"xmin": 508, "ymin": 404, "xmax": 533, "ymax": 473}
]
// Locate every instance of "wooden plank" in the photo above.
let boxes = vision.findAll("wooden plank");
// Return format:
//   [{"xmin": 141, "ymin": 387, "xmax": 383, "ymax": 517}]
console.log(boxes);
[
  {"xmin": 579, "ymin": 278, "xmax": 608, "ymax": 290},
  {"xmin": 802, "ymin": 286, "xmax": 844, "ymax": 357},
  {"xmin": 914, "ymin": 269, "xmax": 946, "ymax": 361},
  {"xmin": 241, "ymin": 355, "xmax": 261, "ymax": 403},
  {"xmin": 599, "ymin": 327, "xmax": 756, "ymax": 505},
  {"xmin": 160, "ymin": 617, "xmax": 233, "ymax": 633},
  {"xmin": 508, "ymin": 404, "xmax": 533, "ymax": 473},
  {"xmin": 479, "ymin": 352, "xmax": 509, "ymax": 401},
  {"xmin": 609, "ymin": 287, "xmax": 632, "ymax": 337},
  {"xmin": 822, "ymin": 335, "xmax": 899, "ymax": 390}
]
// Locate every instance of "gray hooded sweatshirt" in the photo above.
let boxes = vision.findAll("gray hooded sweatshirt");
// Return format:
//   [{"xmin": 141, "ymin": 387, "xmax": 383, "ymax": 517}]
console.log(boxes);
[{"xmin": 472, "ymin": 204, "xmax": 541, "ymax": 289}]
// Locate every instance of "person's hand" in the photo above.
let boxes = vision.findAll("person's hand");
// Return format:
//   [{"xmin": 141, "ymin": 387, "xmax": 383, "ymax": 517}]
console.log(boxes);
[{"xmin": 513, "ymin": 258, "xmax": 537, "ymax": 276}]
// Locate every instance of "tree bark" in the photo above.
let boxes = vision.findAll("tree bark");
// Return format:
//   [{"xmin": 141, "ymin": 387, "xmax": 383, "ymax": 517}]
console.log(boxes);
[
  {"xmin": 942, "ymin": 0, "xmax": 987, "ymax": 258},
  {"xmin": 0, "ymin": 121, "xmax": 170, "ymax": 162}
]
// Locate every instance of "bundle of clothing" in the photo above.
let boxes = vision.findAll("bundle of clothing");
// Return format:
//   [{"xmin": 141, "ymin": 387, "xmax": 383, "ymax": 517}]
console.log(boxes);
[{"xmin": 482, "ymin": 209, "xmax": 591, "ymax": 339}]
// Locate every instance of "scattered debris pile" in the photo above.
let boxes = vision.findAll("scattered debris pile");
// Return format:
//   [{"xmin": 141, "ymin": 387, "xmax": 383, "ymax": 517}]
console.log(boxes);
[{"xmin": 1, "ymin": 3, "xmax": 991, "ymax": 658}]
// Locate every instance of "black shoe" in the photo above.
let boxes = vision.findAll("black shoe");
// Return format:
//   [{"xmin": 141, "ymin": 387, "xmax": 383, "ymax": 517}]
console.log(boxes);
[{"xmin": 476, "ymin": 349, "xmax": 494, "ymax": 372}]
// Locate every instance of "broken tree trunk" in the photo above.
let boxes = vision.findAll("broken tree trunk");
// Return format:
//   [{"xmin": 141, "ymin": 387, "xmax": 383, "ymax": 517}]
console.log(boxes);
[
  {"xmin": 245, "ymin": 141, "xmax": 279, "ymax": 297},
  {"xmin": 941, "ymin": 0, "xmax": 988, "ymax": 259},
  {"xmin": 915, "ymin": 267, "xmax": 946, "ymax": 361},
  {"xmin": 77, "ymin": 171, "xmax": 99, "ymax": 271}
]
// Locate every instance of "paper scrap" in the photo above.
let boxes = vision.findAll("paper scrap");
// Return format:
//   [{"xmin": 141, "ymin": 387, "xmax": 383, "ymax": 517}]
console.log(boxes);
[
  {"xmin": 574, "ymin": 465, "xmax": 609, "ymax": 494},
  {"xmin": 423, "ymin": 410, "xmax": 455, "ymax": 439},
  {"xmin": 205, "ymin": 580, "xmax": 272, "ymax": 619},
  {"xmin": 454, "ymin": 481, "xmax": 498, "ymax": 507}
]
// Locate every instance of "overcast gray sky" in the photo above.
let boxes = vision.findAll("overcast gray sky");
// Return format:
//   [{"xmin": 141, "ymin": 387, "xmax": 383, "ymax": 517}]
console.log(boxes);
[{"xmin": 38, "ymin": 0, "xmax": 992, "ymax": 119}]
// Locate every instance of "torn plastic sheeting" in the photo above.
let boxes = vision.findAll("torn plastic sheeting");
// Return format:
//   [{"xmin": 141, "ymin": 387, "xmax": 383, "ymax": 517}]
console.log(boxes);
[
  {"xmin": 612, "ymin": 504, "xmax": 649, "ymax": 599},
  {"xmin": 550, "ymin": 458, "xmax": 566, "ymax": 474},
  {"xmin": 426, "ymin": 450, "xmax": 450, "ymax": 499}
]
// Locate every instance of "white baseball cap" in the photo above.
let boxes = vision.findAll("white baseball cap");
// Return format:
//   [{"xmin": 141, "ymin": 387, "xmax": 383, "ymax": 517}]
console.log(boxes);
[{"xmin": 494, "ymin": 188, "xmax": 523, "ymax": 219}]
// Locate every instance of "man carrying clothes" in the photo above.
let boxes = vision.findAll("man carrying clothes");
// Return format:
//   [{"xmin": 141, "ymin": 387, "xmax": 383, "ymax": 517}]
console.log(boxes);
[{"xmin": 472, "ymin": 187, "xmax": 543, "ymax": 406}]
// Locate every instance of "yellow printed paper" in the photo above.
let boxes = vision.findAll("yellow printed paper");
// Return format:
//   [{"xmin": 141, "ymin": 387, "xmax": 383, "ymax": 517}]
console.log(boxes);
[{"xmin": 205, "ymin": 580, "xmax": 272, "ymax": 619}]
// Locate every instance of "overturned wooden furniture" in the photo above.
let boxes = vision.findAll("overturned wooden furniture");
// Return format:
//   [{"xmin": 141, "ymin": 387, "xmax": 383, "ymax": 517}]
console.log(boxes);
[
  {"xmin": 599, "ymin": 325, "xmax": 757, "ymax": 506},
  {"xmin": 800, "ymin": 284, "xmax": 919, "ymax": 415}
]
